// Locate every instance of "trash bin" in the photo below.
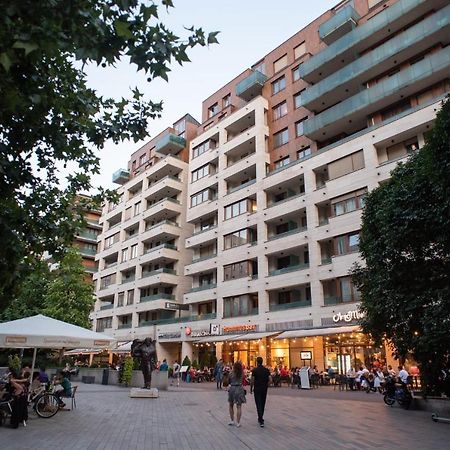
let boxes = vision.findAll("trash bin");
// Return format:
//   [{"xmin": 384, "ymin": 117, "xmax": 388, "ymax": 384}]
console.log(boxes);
[{"xmin": 102, "ymin": 369, "xmax": 109, "ymax": 385}]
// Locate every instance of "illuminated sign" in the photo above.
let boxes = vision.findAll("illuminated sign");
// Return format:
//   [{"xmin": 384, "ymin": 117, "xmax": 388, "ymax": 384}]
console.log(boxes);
[
  {"xmin": 332, "ymin": 310, "xmax": 365, "ymax": 323},
  {"xmin": 223, "ymin": 324, "xmax": 257, "ymax": 333},
  {"xmin": 300, "ymin": 351, "xmax": 312, "ymax": 360}
]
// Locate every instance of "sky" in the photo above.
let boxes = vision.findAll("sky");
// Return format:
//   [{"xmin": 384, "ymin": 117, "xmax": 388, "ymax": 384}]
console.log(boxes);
[{"xmin": 86, "ymin": 0, "xmax": 338, "ymax": 192}]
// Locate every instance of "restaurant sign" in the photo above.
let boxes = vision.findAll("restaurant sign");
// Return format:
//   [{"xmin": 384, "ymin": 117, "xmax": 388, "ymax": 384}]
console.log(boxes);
[
  {"xmin": 223, "ymin": 324, "xmax": 257, "ymax": 334},
  {"xmin": 158, "ymin": 331, "xmax": 181, "ymax": 340},
  {"xmin": 332, "ymin": 310, "xmax": 365, "ymax": 323}
]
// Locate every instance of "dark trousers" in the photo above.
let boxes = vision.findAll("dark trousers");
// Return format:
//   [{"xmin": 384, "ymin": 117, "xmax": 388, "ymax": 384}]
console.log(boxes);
[
  {"xmin": 216, "ymin": 376, "xmax": 222, "ymax": 389},
  {"xmin": 254, "ymin": 388, "xmax": 268, "ymax": 423}
]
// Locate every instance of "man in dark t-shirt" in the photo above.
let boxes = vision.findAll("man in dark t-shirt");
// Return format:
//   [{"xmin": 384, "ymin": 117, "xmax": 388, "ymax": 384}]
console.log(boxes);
[{"xmin": 251, "ymin": 357, "xmax": 270, "ymax": 427}]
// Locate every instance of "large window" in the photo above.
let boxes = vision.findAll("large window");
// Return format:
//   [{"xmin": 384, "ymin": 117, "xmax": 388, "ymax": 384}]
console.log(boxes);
[
  {"xmin": 224, "ymin": 198, "xmax": 256, "ymax": 220},
  {"xmin": 208, "ymin": 103, "xmax": 220, "ymax": 118},
  {"xmin": 339, "ymin": 277, "xmax": 361, "ymax": 303},
  {"xmin": 100, "ymin": 274, "xmax": 116, "ymax": 289},
  {"xmin": 104, "ymin": 233, "xmax": 119, "ymax": 249},
  {"xmin": 223, "ymin": 294, "xmax": 258, "ymax": 318},
  {"xmin": 271, "ymin": 76, "xmax": 286, "ymax": 95},
  {"xmin": 130, "ymin": 244, "xmax": 138, "ymax": 259},
  {"xmin": 294, "ymin": 41, "xmax": 306, "ymax": 59},
  {"xmin": 297, "ymin": 147, "xmax": 311, "ymax": 161},
  {"xmin": 331, "ymin": 189, "xmax": 367, "ymax": 217},
  {"xmin": 292, "ymin": 65, "xmax": 301, "ymax": 82},
  {"xmin": 272, "ymin": 101, "xmax": 287, "ymax": 120},
  {"xmin": 273, "ymin": 128, "xmax": 289, "ymax": 148},
  {"xmin": 191, "ymin": 164, "xmax": 211, "ymax": 182},
  {"xmin": 224, "ymin": 228, "xmax": 256, "ymax": 250},
  {"xmin": 273, "ymin": 54, "xmax": 287, "ymax": 73},
  {"xmin": 328, "ymin": 150, "xmax": 365, "ymax": 180},
  {"xmin": 191, "ymin": 188, "xmax": 212, "ymax": 207},
  {"xmin": 295, "ymin": 117, "xmax": 307, "ymax": 137},
  {"xmin": 192, "ymin": 139, "xmax": 216, "ymax": 159},
  {"xmin": 335, "ymin": 232, "xmax": 360, "ymax": 256},
  {"xmin": 96, "ymin": 317, "xmax": 112, "ymax": 332},
  {"xmin": 294, "ymin": 90, "xmax": 305, "ymax": 109},
  {"xmin": 274, "ymin": 156, "xmax": 290, "ymax": 169}
]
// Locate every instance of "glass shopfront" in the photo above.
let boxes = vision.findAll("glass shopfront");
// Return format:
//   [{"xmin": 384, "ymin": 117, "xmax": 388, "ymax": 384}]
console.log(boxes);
[
  {"xmin": 222, "ymin": 339, "xmax": 260, "ymax": 367},
  {"xmin": 268, "ymin": 337, "xmax": 315, "ymax": 369}
]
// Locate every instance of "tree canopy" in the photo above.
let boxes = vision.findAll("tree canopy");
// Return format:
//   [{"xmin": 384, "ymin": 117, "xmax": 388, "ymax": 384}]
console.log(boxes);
[
  {"xmin": 352, "ymin": 97, "xmax": 450, "ymax": 395},
  {"xmin": 0, "ymin": 0, "xmax": 218, "ymax": 312}
]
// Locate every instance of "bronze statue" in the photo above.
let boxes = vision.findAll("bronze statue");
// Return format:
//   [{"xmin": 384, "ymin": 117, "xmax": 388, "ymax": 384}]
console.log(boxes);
[{"xmin": 131, "ymin": 338, "xmax": 157, "ymax": 389}]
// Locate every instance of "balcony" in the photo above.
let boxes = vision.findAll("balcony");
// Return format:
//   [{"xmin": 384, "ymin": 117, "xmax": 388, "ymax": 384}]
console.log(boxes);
[
  {"xmin": 267, "ymin": 227, "xmax": 306, "ymax": 242},
  {"xmin": 155, "ymin": 133, "xmax": 186, "ymax": 155},
  {"xmin": 117, "ymin": 323, "xmax": 132, "ymax": 330},
  {"xmin": 192, "ymin": 253, "xmax": 217, "ymax": 263},
  {"xmin": 235, "ymin": 70, "xmax": 267, "ymax": 101},
  {"xmin": 188, "ymin": 283, "xmax": 217, "ymax": 293},
  {"xmin": 77, "ymin": 230, "xmax": 98, "ymax": 242},
  {"xmin": 112, "ymin": 168, "xmax": 130, "ymax": 185},
  {"xmin": 227, "ymin": 179, "xmax": 256, "ymax": 195},
  {"xmin": 141, "ymin": 268, "xmax": 176, "ymax": 278},
  {"xmin": 303, "ymin": 46, "xmax": 450, "ymax": 141},
  {"xmin": 319, "ymin": 5, "xmax": 360, "ymax": 45},
  {"xmin": 300, "ymin": 0, "xmax": 446, "ymax": 82},
  {"xmin": 303, "ymin": 7, "xmax": 450, "ymax": 112},
  {"xmin": 140, "ymin": 293, "xmax": 175, "ymax": 303},
  {"xmin": 145, "ymin": 243, "xmax": 177, "ymax": 254},
  {"xmin": 139, "ymin": 312, "xmax": 217, "ymax": 327},
  {"xmin": 269, "ymin": 300, "xmax": 312, "ymax": 311},
  {"xmin": 269, "ymin": 263, "xmax": 309, "ymax": 277},
  {"xmin": 99, "ymin": 304, "xmax": 114, "ymax": 311},
  {"xmin": 80, "ymin": 247, "xmax": 96, "ymax": 257}
]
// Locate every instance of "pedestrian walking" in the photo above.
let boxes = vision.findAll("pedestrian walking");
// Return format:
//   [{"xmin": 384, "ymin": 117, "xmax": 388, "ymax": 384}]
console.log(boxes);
[
  {"xmin": 214, "ymin": 358, "xmax": 224, "ymax": 389},
  {"xmin": 172, "ymin": 360, "xmax": 180, "ymax": 387},
  {"xmin": 250, "ymin": 357, "xmax": 270, "ymax": 428},
  {"xmin": 227, "ymin": 361, "xmax": 246, "ymax": 428}
]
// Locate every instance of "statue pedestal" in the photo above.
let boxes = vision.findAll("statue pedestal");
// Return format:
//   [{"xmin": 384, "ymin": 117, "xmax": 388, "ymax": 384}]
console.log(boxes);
[{"xmin": 129, "ymin": 388, "xmax": 159, "ymax": 398}]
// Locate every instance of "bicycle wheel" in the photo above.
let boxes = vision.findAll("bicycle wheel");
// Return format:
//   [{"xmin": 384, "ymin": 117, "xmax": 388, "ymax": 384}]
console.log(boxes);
[{"xmin": 34, "ymin": 394, "xmax": 59, "ymax": 418}]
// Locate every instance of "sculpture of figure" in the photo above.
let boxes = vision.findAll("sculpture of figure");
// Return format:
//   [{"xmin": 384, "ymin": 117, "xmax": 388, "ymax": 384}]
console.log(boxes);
[{"xmin": 131, "ymin": 338, "xmax": 158, "ymax": 389}]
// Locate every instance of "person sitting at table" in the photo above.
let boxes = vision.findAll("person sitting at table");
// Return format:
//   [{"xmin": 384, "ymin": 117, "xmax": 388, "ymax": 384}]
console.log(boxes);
[{"xmin": 54, "ymin": 373, "xmax": 72, "ymax": 408}]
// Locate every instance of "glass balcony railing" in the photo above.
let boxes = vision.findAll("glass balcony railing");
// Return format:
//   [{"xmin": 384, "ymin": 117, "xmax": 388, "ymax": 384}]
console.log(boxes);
[
  {"xmin": 267, "ymin": 227, "xmax": 306, "ymax": 241},
  {"xmin": 145, "ymin": 243, "xmax": 177, "ymax": 254},
  {"xmin": 145, "ymin": 219, "xmax": 179, "ymax": 232},
  {"xmin": 188, "ymin": 283, "xmax": 217, "ymax": 293},
  {"xmin": 269, "ymin": 300, "xmax": 312, "ymax": 311},
  {"xmin": 235, "ymin": 70, "xmax": 267, "ymax": 101},
  {"xmin": 300, "ymin": 0, "xmax": 435, "ymax": 81},
  {"xmin": 121, "ymin": 275, "xmax": 135, "ymax": 284},
  {"xmin": 140, "ymin": 293, "xmax": 175, "ymax": 303},
  {"xmin": 77, "ymin": 230, "xmax": 99, "ymax": 241},
  {"xmin": 117, "ymin": 323, "xmax": 132, "ymax": 329},
  {"xmin": 139, "ymin": 312, "xmax": 217, "ymax": 327},
  {"xmin": 303, "ymin": 7, "xmax": 450, "ymax": 109},
  {"xmin": 155, "ymin": 133, "xmax": 186, "ymax": 155},
  {"xmin": 192, "ymin": 253, "xmax": 217, "ymax": 263},
  {"xmin": 227, "ymin": 179, "xmax": 256, "ymax": 195},
  {"xmin": 319, "ymin": 5, "xmax": 359, "ymax": 45},
  {"xmin": 99, "ymin": 304, "xmax": 114, "ymax": 311},
  {"xmin": 141, "ymin": 268, "xmax": 176, "ymax": 278},
  {"xmin": 80, "ymin": 247, "xmax": 96, "ymax": 256},
  {"xmin": 192, "ymin": 225, "xmax": 217, "ymax": 236},
  {"xmin": 304, "ymin": 46, "xmax": 450, "ymax": 140},
  {"xmin": 267, "ymin": 191, "xmax": 305, "ymax": 208},
  {"xmin": 269, "ymin": 263, "xmax": 309, "ymax": 276},
  {"xmin": 112, "ymin": 168, "xmax": 130, "ymax": 185}
]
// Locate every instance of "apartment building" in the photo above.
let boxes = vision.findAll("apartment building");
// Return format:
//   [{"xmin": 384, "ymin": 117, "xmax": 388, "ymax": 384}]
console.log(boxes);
[{"xmin": 93, "ymin": 0, "xmax": 450, "ymax": 370}]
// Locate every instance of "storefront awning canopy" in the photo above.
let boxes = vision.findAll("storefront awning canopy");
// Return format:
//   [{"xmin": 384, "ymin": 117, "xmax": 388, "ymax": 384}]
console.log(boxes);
[
  {"xmin": 113, "ymin": 341, "xmax": 132, "ymax": 353},
  {"xmin": 274, "ymin": 325, "xmax": 360, "ymax": 339},
  {"xmin": 229, "ymin": 332, "xmax": 279, "ymax": 341},
  {"xmin": 195, "ymin": 334, "xmax": 240, "ymax": 343}
]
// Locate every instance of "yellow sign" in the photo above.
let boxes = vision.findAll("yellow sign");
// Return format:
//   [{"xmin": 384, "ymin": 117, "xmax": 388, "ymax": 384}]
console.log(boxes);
[{"xmin": 223, "ymin": 324, "xmax": 256, "ymax": 333}]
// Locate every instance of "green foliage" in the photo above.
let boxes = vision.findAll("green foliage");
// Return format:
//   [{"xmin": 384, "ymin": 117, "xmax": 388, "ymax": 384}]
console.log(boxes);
[
  {"xmin": 351, "ymin": 97, "xmax": 450, "ymax": 395},
  {"xmin": 181, "ymin": 355, "xmax": 191, "ymax": 367},
  {"xmin": 0, "ymin": 0, "xmax": 218, "ymax": 312},
  {"xmin": 121, "ymin": 356, "xmax": 134, "ymax": 386},
  {"xmin": 1, "ymin": 248, "xmax": 94, "ymax": 328},
  {"xmin": 192, "ymin": 359, "xmax": 199, "ymax": 369},
  {"xmin": 8, "ymin": 354, "xmax": 21, "ymax": 372}
]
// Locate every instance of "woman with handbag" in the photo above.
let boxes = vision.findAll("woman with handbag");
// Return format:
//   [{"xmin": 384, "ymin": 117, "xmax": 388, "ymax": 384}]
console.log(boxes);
[{"xmin": 227, "ymin": 361, "xmax": 246, "ymax": 428}]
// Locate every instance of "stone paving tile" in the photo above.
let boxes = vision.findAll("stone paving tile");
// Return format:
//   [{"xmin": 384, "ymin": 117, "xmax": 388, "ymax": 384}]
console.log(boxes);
[{"xmin": 0, "ymin": 383, "xmax": 448, "ymax": 450}]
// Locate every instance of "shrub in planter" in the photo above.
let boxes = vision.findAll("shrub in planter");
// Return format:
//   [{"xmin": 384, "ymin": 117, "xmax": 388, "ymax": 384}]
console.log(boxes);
[{"xmin": 120, "ymin": 356, "xmax": 134, "ymax": 386}]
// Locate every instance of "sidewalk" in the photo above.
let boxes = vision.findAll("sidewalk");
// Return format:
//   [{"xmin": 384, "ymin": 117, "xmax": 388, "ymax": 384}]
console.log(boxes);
[{"xmin": 1, "ymin": 383, "xmax": 447, "ymax": 450}]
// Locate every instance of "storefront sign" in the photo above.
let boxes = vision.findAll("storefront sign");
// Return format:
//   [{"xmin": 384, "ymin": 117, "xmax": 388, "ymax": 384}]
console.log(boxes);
[
  {"xmin": 158, "ymin": 331, "xmax": 181, "ymax": 340},
  {"xmin": 223, "ymin": 324, "xmax": 257, "ymax": 333},
  {"xmin": 191, "ymin": 329, "xmax": 211, "ymax": 338},
  {"xmin": 300, "ymin": 351, "xmax": 312, "ymax": 360},
  {"xmin": 185, "ymin": 327, "xmax": 192, "ymax": 336},
  {"xmin": 165, "ymin": 302, "xmax": 189, "ymax": 311},
  {"xmin": 332, "ymin": 310, "xmax": 365, "ymax": 323},
  {"xmin": 210, "ymin": 324, "xmax": 220, "ymax": 335}
]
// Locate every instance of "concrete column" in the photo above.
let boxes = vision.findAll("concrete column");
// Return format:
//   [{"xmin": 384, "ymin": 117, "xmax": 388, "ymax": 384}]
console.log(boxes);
[{"xmin": 181, "ymin": 341, "xmax": 193, "ymax": 364}]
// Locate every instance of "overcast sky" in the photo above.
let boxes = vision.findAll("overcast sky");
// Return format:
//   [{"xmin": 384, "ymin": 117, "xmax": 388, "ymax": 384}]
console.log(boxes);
[{"xmin": 85, "ymin": 0, "xmax": 337, "ymax": 192}]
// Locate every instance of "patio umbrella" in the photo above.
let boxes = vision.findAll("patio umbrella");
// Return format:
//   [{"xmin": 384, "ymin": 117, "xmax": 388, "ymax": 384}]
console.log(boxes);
[{"xmin": 0, "ymin": 314, "xmax": 116, "ymax": 378}]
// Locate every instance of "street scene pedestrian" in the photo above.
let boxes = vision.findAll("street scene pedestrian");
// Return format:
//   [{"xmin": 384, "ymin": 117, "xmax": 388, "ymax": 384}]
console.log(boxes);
[{"xmin": 250, "ymin": 357, "xmax": 270, "ymax": 427}]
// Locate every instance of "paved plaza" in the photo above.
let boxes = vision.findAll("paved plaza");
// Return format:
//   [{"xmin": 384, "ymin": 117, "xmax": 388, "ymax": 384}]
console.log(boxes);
[{"xmin": 1, "ymin": 383, "xmax": 448, "ymax": 450}]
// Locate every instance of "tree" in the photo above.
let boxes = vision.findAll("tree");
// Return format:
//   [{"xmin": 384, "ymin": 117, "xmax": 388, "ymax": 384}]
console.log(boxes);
[
  {"xmin": 43, "ymin": 248, "xmax": 94, "ymax": 328},
  {"xmin": 0, "ymin": 0, "xmax": 218, "ymax": 312},
  {"xmin": 352, "ymin": 97, "xmax": 450, "ymax": 395}
]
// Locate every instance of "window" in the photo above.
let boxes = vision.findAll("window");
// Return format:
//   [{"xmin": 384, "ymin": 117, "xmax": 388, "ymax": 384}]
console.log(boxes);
[
  {"xmin": 174, "ymin": 119, "xmax": 186, "ymax": 136},
  {"xmin": 191, "ymin": 188, "xmax": 211, "ymax": 207},
  {"xmin": 328, "ymin": 150, "xmax": 365, "ymax": 180},
  {"xmin": 295, "ymin": 117, "xmax": 307, "ymax": 137},
  {"xmin": 294, "ymin": 42, "xmax": 306, "ymax": 59},
  {"xmin": 134, "ymin": 202, "xmax": 141, "ymax": 216},
  {"xmin": 272, "ymin": 101, "xmax": 287, "ymax": 120},
  {"xmin": 224, "ymin": 228, "xmax": 256, "ymax": 250},
  {"xmin": 339, "ymin": 277, "xmax": 361, "ymax": 303},
  {"xmin": 274, "ymin": 156, "xmax": 290, "ymax": 169},
  {"xmin": 198, "ymin": 302, "xmax": 213, "ymax": 315},
  {"xmin": 127, "ymin": 290, "xmax": 135, "ymax": 305},
  {"xmin": 253, "ymin": 61, "xmax": 266, "ymax": 75},
  {"xmin": 199, "ymin": 217, "xmax": 215, "ymax": 232},
  {"xmin": 297, "ymin": 147, "xmax": 311, "ymax": 161},
  {"xmin": 271, "ymin": 76, "xmax": 286, "ymax": 95},
  {"xmin": 104, "ymin": 233, "xmax": 119, "ymax": 249},
  {"xmin": 335, "ymin": 232, "xmax": 360, "ymax": 256},
  {"xmin": 332, "ymin": 189, "xmax": 367, "ymax": 217},
  {"xmin": 273, "ymin": 54, "xmax": 287, "ymax": 73},
  {"xmin": 273, "ymin": 128, "xmax": 289, "ymax": 148},
  {"xmin": 223, "ymin": 94, "xmax": 231, "ymax": 108},
  {"xmin": 121, "ymin": 248, "xmax": 128, "ymax": 263},
  {"xmin": 139, "ymin": 154, "xmax": 147, "ymax": 166},
  {"xmin": 117, "ymin": 292, "xmax": 125, "ymax": 307},
  {"xmin": 100, "ymin": 274, "xmax": 116, "ymax": 289},
  {"xmin": 224, "ymin": 198, "xmax": 256, "ymax": 220},
  {"xmin": 192, "ymin": 139, "xmax": 216, "ymax": 158},
  {"xmin": 199, "ymin": 273, "xmax": 215, "ymax": 286},
  {"xmin": 96, "ymin": 317, "xmax": 112, "ymax": 332},
  {"xmin": 292, "ymin": 65, "xmax": 301, "ymax": 82},
  {"xmin": 208, "ymin": 102, "xmax": 220, "ymax": 118},
  {"xmin": 191, "ymin": 164, "xmax": 211, "ymax": 182},
  {"xmin": 294, "ymin": 89, "xmax": 305, "ymax": 109},
  {"xmin": 223, "ymin": 294, "xmax": 258, "ymax": 318},
  {"xmin": 130, "ymin": 244, "xmax": 138, "ymax": 259}
]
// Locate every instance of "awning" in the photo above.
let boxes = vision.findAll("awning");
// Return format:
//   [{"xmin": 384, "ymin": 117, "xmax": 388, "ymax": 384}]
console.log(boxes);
[
  {"xmin": 274, "ymin": 325, "xmax": 360, "ymax": 339},
  {"xmin": 228, "ymin": 332, "xmax": 279, "ymax": 341},
  {"xmin": 195, "ymin": 334, "xmax": 240, "ymax": 343},
  {"xmin": 112, "ymin": 341, "xmax": 132, "ymax": 353},
  {"xmin": 64, "ymin": 348, "xmax": 103, "ymax": 356}
]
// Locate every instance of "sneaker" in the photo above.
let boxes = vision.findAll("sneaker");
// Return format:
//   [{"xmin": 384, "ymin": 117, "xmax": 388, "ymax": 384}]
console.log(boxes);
[
  {"xmin": 228, "ymin": 421, "xmax": 235, "ymax": 426},
  {"xmin": 236, "ymin": 423, "xmax": 241, "ymax": 428},
  {"xmin": 259, "ymin": 423, "xmax": 264, "ymax": 428}
]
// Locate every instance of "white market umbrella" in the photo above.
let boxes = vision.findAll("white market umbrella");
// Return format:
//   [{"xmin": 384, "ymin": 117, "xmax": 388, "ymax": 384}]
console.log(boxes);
[{"xmin": 0, "ymin": 314, "xmax": 116, "ymax": 381}]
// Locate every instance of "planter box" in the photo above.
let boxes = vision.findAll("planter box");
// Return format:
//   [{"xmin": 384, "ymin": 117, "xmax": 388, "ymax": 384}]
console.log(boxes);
[{"xmin": 131, "ymin": 370, "xmax": 168, "ymax": 390}]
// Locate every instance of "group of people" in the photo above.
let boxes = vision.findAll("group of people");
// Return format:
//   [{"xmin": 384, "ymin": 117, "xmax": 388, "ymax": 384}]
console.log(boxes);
[{"xmin": 0, "ymin": 364, "xmax": 73, "ymax": 428}]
